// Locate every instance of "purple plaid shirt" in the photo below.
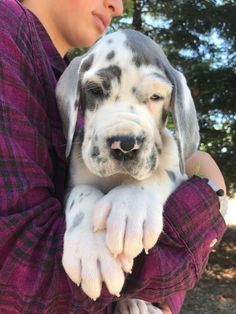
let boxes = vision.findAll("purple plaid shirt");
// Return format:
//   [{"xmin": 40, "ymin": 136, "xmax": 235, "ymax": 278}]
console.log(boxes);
[{"xmin": 0, "ymin": 1, "xmax": 226, "ymax": 313}]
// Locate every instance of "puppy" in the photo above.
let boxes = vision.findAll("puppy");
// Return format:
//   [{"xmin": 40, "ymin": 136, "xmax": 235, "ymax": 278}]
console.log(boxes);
[{"xmin": 56, "ymin": 29, "xmax": 199, "ymax": 308}]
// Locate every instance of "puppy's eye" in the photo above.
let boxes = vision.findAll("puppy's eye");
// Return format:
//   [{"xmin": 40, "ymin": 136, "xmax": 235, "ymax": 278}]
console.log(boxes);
[
  {"xmin": 86, "ymin": 82, "xmax": 104, "ymax": 98},
  {"xmin": 89, "ymin": 85, "xmax": 104, "ymax": 98},
  {"xmin": 150, "ymin": 94, "xmax": 164, "ymax": 101}
]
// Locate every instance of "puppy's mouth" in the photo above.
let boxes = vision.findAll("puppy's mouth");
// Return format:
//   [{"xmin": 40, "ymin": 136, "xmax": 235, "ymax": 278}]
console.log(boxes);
[
  {"xmin": 107, "ymin": 135, "xmax": 144, "ymax": 162},
  {"xmin": 111, "ymin": 149, "xmax": 138, "ymax": 162},
  {"xmin": 84, "ymin": 134, "xmax": 160, "ymax": 180}
]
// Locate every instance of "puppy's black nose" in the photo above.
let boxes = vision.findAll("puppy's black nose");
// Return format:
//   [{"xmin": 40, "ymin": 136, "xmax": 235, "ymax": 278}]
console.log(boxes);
[
  {"xmin": 107, "ymin": 135, "xmax": 142, "ymax": 161},
  {"xmin": 120, "ymin": 136, "xmax": 136, "ymax": 152}
]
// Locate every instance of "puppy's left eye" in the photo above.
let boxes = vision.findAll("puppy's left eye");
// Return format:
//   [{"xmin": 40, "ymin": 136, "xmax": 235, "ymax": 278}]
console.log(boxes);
[{"xmin": 150, "ymin": 94, "xmax": 164, "ymax": 101}]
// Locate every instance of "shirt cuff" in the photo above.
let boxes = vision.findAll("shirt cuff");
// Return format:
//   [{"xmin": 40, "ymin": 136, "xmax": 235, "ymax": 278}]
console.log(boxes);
[{"xmin": 162, "ymin": 175, "xmax": 227, "ymax": 279}]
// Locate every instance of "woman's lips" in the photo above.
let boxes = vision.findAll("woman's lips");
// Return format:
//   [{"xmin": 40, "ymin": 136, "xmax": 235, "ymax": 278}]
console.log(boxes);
[{"xmin": 93, "ymin": 13, "xmax": 110, "ymax": 33}]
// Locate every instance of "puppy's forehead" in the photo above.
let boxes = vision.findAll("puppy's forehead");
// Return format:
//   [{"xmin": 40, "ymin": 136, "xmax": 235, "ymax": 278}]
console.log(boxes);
[
  {"xmin": 85, "ymin": 30, "xmax": 167, "ymax": 72},
  {"xmin": 122, "ymin": 29, "xmax": 166, "ymax": 69},
  {"xmin": 88, "ymin": 31, "xmax": 131, "ymax": 68}
]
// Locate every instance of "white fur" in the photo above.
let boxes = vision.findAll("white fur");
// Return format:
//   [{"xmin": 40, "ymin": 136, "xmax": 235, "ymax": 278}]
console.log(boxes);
[
  {"xmin": 56, "ymin": 30, "xmax": 198, "ymax": 308},
  {"xmin": 114, "ymin": 299, "xmax": 164, "ymax": 314}
]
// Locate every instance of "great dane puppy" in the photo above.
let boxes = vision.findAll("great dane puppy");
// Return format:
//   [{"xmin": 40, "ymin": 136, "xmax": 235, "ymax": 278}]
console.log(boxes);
[{"xmin": 56, "ymin": 29, "xmax": 199, "ymax": 311}]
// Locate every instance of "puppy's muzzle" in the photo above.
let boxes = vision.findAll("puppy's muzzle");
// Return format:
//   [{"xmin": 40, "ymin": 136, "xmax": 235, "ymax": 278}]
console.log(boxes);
[{"xmin": 107, "ymin": 135, "xmax": 143, "ymax": 161}]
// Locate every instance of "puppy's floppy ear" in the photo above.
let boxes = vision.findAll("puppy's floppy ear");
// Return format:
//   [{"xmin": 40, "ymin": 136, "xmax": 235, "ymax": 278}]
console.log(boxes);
[
  {"xmin": 168, "ymin": 68, "xmax": 200, "ymax": 173},
  {"xmin": 56, "ymin": 56, "xmax": 85, "ymax": 158}
]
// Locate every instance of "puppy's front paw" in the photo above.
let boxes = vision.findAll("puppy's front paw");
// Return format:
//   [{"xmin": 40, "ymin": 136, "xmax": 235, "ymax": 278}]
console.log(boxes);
[
  {"xmin": 94, "ymin": 185, "xmax": 163, "ymax": 260},
  {"xmin": 114, "ymin": 299, "xmax": 164, "ymax": 314},
  {"xmin": 63, "ymin": 186, "xmax": 125, "ymax": 300},
  {"xmin": 63, "ymin": 229, "xmax": 125, "ymax": 300},
  {"xmin": 114, "ymin": 299, "xmax": 148, "ymax": 314}
]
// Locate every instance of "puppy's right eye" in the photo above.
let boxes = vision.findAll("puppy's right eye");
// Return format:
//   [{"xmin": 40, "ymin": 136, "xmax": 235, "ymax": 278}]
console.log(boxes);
[
  {"xmin": 87, "ymin": 83, "xmax": 104, "ymax": 98},
  {"xmin": 90, "ymin": 86, "xmax": 104, "ymax": 97}
]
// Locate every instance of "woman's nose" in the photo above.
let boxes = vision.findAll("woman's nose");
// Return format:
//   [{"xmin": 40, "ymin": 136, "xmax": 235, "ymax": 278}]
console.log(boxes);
[{"xmin": 106, "ymin": 0, "xmax": 124, "ymax": 17}]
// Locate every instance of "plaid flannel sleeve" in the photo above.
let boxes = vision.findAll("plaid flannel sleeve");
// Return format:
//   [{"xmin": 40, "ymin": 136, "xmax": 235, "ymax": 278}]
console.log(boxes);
[
  {"xmin": 0, "ymin": 8, "xmax": 71, "ymax": 312},
  {"xmin": 118, "ymin": 176, "xmax": 226, "ymax": 314}
]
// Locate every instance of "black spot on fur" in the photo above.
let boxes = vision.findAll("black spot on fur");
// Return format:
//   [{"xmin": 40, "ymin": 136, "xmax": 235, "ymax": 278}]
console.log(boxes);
[
  {"xmin": 97, "ymin": 65, "xmax": 122, "ymax": 84},
  {"xmin": 148, "ymin": 149, "xmax": 157, "ymax": 171},
  {"xmin": 68, "ymin": 212, "xmax": 85, "ymax": 234},
  {"xmin": 69, "ymin": 200, "xmax": 75, "ymax": 211},
  {"xmin": 162, "ymin": 108, "xmax": 169, "ymax": 124},
  {"xmin": 132, "ymin": 55, "xmax": 141, "ymax": 67},
  {"xmin": 82, "ymin": 65, "xmax": 121, "ymax": 105},
  {"xmin": 80, "ymin": 54, "xmax": 94, "ymax": 73},
  {"xmin": 91, "ymin": 146, "xmax": 100, "ymax": 158},
  {"xmin": 132, "ymin": 54, "xmax": 150, "ymax": 67},
  {"xmin": 106, "ymin": 50, "xmax": 115, "ymax": 60},
  {"xmin": 155, "ymin": 143, "xmax": 162, "ymax": 155},
  {"xmin": 96, "ymin": 157, "xmax": 108, "ymax": 164},
  {"xmin": 166, "ymin": 170, "xmax": 176, "ymax": 182}
]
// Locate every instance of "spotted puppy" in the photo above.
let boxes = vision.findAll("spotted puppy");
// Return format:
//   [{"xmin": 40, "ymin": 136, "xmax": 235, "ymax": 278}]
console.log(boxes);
[{"xmin": 56, "ymin": 29, "xmax": 200, "ymax": 306}]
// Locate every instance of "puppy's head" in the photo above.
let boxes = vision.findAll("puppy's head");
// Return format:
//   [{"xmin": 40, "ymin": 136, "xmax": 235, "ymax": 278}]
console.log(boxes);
[{"xmin": 56, "ymin": 29, "xmax": 199, "ymax": 180}]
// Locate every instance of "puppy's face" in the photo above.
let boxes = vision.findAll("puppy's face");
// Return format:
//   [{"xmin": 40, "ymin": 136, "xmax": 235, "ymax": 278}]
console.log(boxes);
[
  {"xmin": 79, "ymin": 34, "xmax": 172, "ymax": 180},
  {"xmin": 56, "ymin": 30, "xmax": 199, "ymax": 179}
]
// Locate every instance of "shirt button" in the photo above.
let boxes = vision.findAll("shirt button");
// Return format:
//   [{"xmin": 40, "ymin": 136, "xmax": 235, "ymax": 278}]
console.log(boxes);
[{"xmin": 210, "ymin": 238, "xmax": 218, "ymax": 248}]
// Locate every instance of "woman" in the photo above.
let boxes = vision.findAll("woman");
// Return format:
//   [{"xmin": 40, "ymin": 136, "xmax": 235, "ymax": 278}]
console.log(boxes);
[{"xmin": 0, "ymin": 0, "xmax": 226, "ymax": 313}]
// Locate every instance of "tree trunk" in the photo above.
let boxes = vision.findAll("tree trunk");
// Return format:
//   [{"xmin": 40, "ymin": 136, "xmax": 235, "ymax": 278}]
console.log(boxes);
[{"xmin": 132, "ymin": 0, "xmax": 143, "ymax": 31}]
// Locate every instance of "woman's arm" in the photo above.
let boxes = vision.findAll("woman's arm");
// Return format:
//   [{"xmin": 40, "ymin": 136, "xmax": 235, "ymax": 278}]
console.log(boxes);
[{"xmin": 186, "ymin": 151, "xmax": 226, "ymax": 194}]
